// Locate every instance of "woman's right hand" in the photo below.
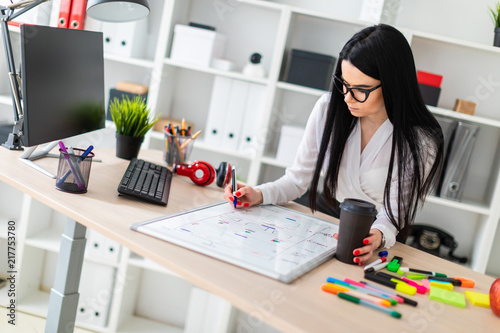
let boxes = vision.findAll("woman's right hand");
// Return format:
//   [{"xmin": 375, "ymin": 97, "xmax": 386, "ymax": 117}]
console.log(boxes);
[{"xmin": 223, "ymin": 183, "xmax": 263, "ymax": 208}]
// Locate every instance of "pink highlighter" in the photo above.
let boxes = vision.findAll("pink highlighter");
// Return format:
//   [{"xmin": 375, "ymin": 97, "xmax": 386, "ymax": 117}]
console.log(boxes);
[{"xmin": 401, "ymin": 277, "xmax": 428, "ymax": 294}]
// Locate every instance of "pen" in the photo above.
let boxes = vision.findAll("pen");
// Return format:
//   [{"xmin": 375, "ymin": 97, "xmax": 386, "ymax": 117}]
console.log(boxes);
[
  {"xmin": 321, "ymin": 283, "xmax": 391, "ymax": 307},
  {"xmin": 360, "ymin": 281, "xmax": 418, "ymax": 307},
  {"xmin": 364, "ymin": 257, "xmax": 387, "ymax": 271},
  {"xmin": 67, "ymin": 147, "xmax": 86, "ymax": 186},
  {"xmin": 181, "ymin": 118, "xmax": 186, "ymax": 136},
  {"xmin": 58, "ymin": 141, "xmax": 84, "ymax": 190},
  {"xmin": 57, "ymin": 145, "xmax": 94, "ymax": 185},
  {"xmin": 337, "ymin": 292, "xmax": 402, "ymax": 319},
  {"xmin": 232, "ymin": 167, "xmax": 237, "ymax": 208},
  {"xmin": 398, "ymin": 267, "xmax": 447, "ymax": 277}
]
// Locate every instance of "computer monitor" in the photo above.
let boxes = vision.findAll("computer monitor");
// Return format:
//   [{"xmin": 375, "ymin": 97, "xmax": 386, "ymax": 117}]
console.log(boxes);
[{"xmin": 18, "ymin": 24, "xmax": 105, "ymax": 177}]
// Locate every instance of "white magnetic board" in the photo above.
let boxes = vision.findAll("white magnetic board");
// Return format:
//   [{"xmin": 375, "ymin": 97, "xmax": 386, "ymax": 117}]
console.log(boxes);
[{"xmin": 131, "ymin": 202, "xmax": 338, "ymax": 283}]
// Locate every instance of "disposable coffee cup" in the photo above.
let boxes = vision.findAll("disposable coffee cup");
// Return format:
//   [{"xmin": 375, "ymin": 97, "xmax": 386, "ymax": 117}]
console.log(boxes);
[{"xmin": 335, "ymin": 198, "xmax": 377, "ymax": 264}]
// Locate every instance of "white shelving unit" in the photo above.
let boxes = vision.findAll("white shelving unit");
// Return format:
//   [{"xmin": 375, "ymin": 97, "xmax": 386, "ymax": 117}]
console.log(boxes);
[{"xmin": 1, "ymin": 0, "xmax": 500, "ymax": 332}]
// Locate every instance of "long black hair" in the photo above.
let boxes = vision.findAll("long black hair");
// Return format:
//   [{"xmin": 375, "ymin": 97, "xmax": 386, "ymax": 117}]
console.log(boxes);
[{"xmin": 308, "ymin": 24, "xmax": 443, "ymax": 241}]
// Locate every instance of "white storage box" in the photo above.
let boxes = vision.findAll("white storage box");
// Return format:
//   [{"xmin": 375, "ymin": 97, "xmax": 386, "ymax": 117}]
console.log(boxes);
[
  {"xmin": 170, "ymin": 24, "xmax": 226, "ymax": 67},
  {"xmin": 276, "ymin": 125, "xmax": 305, "ymax": 165}
]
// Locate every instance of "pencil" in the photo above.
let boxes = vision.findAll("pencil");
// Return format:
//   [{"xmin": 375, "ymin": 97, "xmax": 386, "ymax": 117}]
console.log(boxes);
[{"xmin": 179, "ymin": 130, "xmax": 202, "ymax": 149}]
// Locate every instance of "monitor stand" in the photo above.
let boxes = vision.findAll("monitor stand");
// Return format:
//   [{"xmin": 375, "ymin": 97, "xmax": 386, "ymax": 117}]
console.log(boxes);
[{"xmin": 19, "ymin": 141, "xmax": 60, "ymax": 178}]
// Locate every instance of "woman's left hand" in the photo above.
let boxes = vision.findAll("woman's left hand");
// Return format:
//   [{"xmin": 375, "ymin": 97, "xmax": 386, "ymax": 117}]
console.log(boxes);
[{"xmin": 333, "ymin": 228, "xmax": 383, "ymax": 266}]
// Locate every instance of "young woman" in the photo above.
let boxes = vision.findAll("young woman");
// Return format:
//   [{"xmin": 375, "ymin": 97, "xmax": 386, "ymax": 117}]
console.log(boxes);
[{"xmin": 224, "ymin": 24, "xmax": 444, "ymax": 265}]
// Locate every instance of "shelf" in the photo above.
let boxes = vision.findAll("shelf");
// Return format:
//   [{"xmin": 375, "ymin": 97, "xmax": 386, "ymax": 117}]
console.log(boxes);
[
  {"xmin": 411, "ymin": 30, "xmax": 500, "ymax": 55},
  {"xmin": 276, "ymin": 81, "xmax": 327, "ymax": 96},
  {"xmin": 164, "ymin": 58, "xmax": 269, "ymax": 85},
  {"xmin": 18, "ymin": 290, "xmax": 50, "ymax": 318},
  {"xmin": 149, "ymin": 131, "xmax": 255, "ymax": 160},
  {"xmin": 428, "ymin": 106, "xmax": 500, "ymax": 128},
  {"xmin": 25, "ymin": 230, "xmax": 121, "ymax": 268},
  {"xmin": 117, "ymin": 315, "xmax": 183, "ymax": 333},
  {"xmin": 104, "ymin": 54, "xmax": 155, "ymax": 68},
  {"xmin": 425, "ymin": 196, "xmax": 490, "ymax": 216}
]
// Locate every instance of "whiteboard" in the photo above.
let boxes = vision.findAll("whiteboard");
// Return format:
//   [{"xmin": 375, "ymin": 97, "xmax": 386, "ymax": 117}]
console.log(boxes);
[{"xmin": 130, "ymin": 202, "xmax": 339, "ymax": 283}]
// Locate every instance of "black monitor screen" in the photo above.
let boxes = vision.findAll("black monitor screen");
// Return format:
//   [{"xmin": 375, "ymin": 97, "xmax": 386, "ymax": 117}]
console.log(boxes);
[{"xmin": 21, "ymin": 25, "xmax": 105, "ymax": 147}]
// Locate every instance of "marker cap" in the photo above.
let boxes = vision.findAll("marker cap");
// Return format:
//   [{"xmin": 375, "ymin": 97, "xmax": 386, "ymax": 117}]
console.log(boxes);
[{"xmin": 395, "ymin": 282, "xmax": 417, "ymax": 295}]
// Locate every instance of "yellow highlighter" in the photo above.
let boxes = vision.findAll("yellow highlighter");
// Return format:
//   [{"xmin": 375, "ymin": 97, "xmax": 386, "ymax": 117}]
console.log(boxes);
[{"xmin": 391, "ymin": 279, "xmax": 418, "ymax": 296}]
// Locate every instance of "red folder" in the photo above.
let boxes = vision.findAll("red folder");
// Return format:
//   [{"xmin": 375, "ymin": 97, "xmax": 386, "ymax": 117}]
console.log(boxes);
[
  {"xmin": 69, "ymin": 0, "xmax": 88, "ymax": 30},
  {"xmin": 58, "ymin": 0, "xmax": 73, "ymax": 29}
]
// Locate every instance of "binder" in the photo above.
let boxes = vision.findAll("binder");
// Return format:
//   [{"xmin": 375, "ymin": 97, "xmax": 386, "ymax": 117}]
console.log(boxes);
[
  {"xmin": 220, "ymin": 80, "xmax": 249, "ymax": 151},
  {"xmin": 85, "ymin": 229, "xmax": 122, "ymax": 263},
  {"xmin": 433, "ymin": 115, "xmax": 458, "ymax": 196},
  {"xmin": 69, "ymin": 0, "xmax": 87, "ymax": 30},
  {"xmin": 112, "ymin": 19, "xmax": 148, "ymax": 58},
  {"xmin": 204, "ymin": 76, "xmax": 232, "ymax": 146},
  {"xmin": 76, "ymin": 261, "xmax": 116, "ymax": 327},
  {"xmin": 58, "ymin": 0, "xmax": 73, "ymax": 28},
  {"xmin": 99, "ymin": 19, "xmax": 148, "ymax": 58},
  {"xmin": 439, "ymin": 122, "xmax": 479, "ymax": 201},
  {"xmin": 100, "ymin": 22, "xmax": 117, "ymax": 54},
  {"xmin": 238, "ymin": 83, "xmax": 266, "ymax": 153}
]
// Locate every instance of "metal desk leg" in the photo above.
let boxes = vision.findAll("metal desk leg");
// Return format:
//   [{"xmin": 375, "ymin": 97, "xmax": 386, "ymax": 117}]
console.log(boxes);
[{"xmin": 45, "ymin": 219, "xmax": 87, "ymax": 333}]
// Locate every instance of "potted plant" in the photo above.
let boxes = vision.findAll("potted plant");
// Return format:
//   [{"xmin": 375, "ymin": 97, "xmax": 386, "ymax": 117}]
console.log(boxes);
[
  {"xmin": 490, "ymin": 2, "xmax": 500, "ymax": 47},
  {"xmin": 109, "ymin": 95, "xmax": 158, "ymax": 160}
]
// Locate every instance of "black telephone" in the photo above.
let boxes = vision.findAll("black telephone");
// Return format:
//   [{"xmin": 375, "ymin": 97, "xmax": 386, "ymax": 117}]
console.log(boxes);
[{"xmin": 407, "ymin": 224, "xmax": 468, "ymax": 263}]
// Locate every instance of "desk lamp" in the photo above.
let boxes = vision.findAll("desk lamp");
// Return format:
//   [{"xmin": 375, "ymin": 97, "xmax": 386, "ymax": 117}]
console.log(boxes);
[{"xmin": 0, "ymin": 0, "xmax": 150, "ymax": 150}]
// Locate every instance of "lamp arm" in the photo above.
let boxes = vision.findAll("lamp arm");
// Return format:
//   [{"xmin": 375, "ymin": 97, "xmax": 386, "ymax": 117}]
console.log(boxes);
[{"xmin": 7, "ymin": 0, "xmax": 50, "ymax": 21}]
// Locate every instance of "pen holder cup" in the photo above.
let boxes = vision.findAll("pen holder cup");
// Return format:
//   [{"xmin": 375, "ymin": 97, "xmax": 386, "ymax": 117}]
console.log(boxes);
[
  {"xmin": 164, "ymin": 131, "xmax": 195, "ymax": 166},
  {"xmin": 55, "ymin": 148, "xmax": 95, "ymax": 194}
]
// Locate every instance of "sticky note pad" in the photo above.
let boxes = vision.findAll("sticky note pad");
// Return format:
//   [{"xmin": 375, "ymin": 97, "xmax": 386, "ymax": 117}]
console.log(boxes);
[
  {"xmin": 429, "ymin": 287, "xmax": 466, "ymax": 308},
  {"xmin": 430, "ymin": 280, "xmax": 453, "ymax": 291},
  {"xmin": 465, "ymin": 290, "xmax": 490, "ymax": 308}
]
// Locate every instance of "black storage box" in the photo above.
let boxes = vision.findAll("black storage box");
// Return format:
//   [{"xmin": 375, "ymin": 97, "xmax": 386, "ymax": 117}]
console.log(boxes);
[
  {"xmin": 285, "ymin": 49, "xmax": 336, "ymax": 90},
  {"xmin": 107, "ymin": 89, "xmax": 148, "ymax": 121},
  {"xmin": 418, "ymin": 83, "xmax": 441, "ymax": 107}
]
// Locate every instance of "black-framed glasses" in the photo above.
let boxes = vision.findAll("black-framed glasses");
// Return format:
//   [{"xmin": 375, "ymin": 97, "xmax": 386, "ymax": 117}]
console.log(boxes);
[{"xmin": 333, "ymin": 75, "xmax": 382, "ymax": 103}]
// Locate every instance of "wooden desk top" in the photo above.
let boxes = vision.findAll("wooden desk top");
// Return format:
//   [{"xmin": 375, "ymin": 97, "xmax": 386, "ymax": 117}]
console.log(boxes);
[{"xmin": 0, "ymin": 147, "xmax": 498, "ymax": 333}]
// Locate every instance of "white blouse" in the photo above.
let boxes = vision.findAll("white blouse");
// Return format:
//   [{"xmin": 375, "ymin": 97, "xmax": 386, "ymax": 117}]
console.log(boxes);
[{"xmin": 256, "ymin": 93, "xmax": 399, "ymax": 248}]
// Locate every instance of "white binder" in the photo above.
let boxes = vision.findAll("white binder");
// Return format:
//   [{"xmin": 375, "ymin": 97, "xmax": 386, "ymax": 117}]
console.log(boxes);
[
  {"xmin": 439, "ymin": 121, "xmax": 479, "ymax": 201},
  {"xmin": 100, "ymin": 19, "xmax": 148, "ymax": 58},
  {"xmin": 76, "ymin": 261, "xmax": 116, "ymax": 328},
  {"xmin": 238, "ymin": 83, "xmax": 267, "ymax": 154},
  {"xmin": 220, "ymin": 80, "xmax": 250, "ymax": 151},
  {"xmin": 85, "ymin": 229, "xmax": 121, "ymax": 263},
  {"xmin": 204, "ymin": 76, "xmax": 232, "ymax": 146}
]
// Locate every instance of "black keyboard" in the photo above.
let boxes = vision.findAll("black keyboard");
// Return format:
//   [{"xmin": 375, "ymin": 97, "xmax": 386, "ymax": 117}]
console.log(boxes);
[{"xmin": 117, "ymin": 158, "xmax": 172, "ymax": 206}]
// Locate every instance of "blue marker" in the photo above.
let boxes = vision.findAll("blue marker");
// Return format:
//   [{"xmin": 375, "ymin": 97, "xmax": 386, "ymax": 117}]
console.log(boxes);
[{"xmin": 232, "ymin": 167, "xmax": 237, "ymax": 208}]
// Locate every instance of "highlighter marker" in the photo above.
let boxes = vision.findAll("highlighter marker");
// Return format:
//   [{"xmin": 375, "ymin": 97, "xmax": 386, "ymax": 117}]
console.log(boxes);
[
  {"xmin": 337, "ymin": 293, "xmax": 402, "ymax": 319},
  {"xmin": 399, "ymin": 267, "xmax": 447, "ymax": 277},
  {"xmin": 232, "ymin": 167, "xmax": 237, "ymax": 208},
  {"xmin": 343, "ymin": 278, "xmax": 399, "ymax": 305},
  {"xmin": 364, "ymin": 257, "xmax": 387, "ymax": 271},
  {"xmin": 321, "ymin": 283, "xmax": 391, "ymax": 307},
  {"xmin": 364, "ymin": 273, "xmax": 417, "ymax": 296},
  {"xmin": 361, "ymin": 281, "xmax": 417, "ymax": 307}
]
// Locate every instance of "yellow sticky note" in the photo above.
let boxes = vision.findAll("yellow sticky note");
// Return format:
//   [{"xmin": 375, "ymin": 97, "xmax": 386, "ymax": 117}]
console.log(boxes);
[
  {"xmin": 430, "ymin": 280, "xmax": 454, "ymax": 291},
  {"xmin": 465, "ymin": 290, "xmax": 490, "ymax": 308}
]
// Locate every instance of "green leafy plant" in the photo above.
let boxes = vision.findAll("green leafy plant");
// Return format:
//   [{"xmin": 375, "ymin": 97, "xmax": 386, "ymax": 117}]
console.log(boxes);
[
  {"xmin": 490, "ymin": 2, "xmax": 500, "ymax": 28},
  {"xmin": 110, "ymin": 96, "xmax": 158, "ymax": 138}
]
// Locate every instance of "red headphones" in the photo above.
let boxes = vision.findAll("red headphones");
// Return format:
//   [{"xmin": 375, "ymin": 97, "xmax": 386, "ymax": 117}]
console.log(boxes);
[{"xmin": 173, "ymin": 161, "xmax": 232, "ymax": 187}]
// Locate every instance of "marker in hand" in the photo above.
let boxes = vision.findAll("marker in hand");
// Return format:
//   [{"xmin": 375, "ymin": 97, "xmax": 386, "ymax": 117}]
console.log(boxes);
[{"xmin": 232, "ymin": 167, "xmax": 237, "ymax": 208}]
